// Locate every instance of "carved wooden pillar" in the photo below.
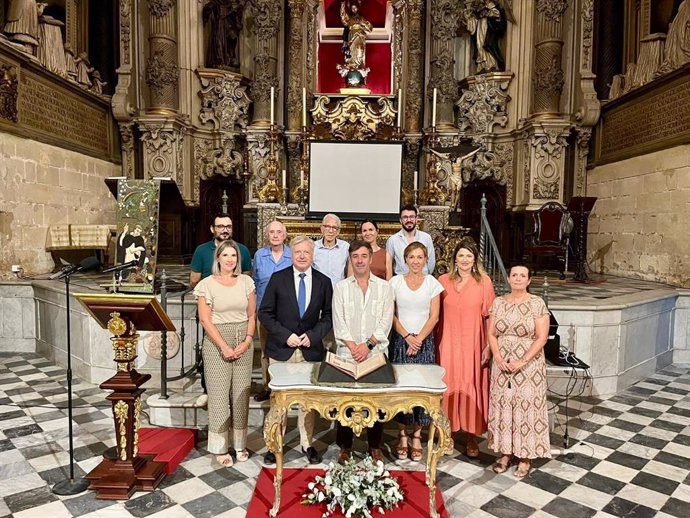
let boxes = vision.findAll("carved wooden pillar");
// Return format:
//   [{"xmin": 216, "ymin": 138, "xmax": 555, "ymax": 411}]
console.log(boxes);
[
  {"xmin": 401, "ymin": 0, "xmax": 424, "ymax": 133},
  {"xmin": 532, "ymin": 0, "xmax": 567, "ymax": 117},
  {"xmin": 251, "ymin": 0, "xmax": 282, "ymax": 126},
  {"xmin": 286, "ymin": 0, "xmax": 306, "ymax": 132},
  {"xmin": 146, "ymin": 0, "xmax": 179, "ymax": 114},
  {"xmin": 428, "ymin": 0, "xmax": 459, "ymax": 129}
]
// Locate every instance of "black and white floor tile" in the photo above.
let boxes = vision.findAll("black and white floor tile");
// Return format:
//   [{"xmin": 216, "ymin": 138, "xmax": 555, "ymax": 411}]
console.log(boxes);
[{"xmin": 1, "ymin": 353, "xmax": 688, "ymax": 517}]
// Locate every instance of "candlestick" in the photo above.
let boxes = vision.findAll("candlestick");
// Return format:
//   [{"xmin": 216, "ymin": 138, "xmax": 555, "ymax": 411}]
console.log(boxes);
[
  {"xmin": 270, "ymin": 86, "xmax": 275, "ymax": 126},
  {"xmin": 432, "ymin": 88, "xmax": 437, "ymax": 128},
  {"xmin": 281, "ymin": 169, "xmax": 286, "ymax": 189},
  {"xmin": 414, "ymin": 170, "xmax": 418, "ymax": 189},
  {"xmin": 302, "ymin": 88, "xmax": 307, "ymax": 128},
  {"xmin": 397, "ymin": 88, "xmax": 402, "ymax": 128},
  {"xmin": 300, "ymin": 170, "xmax": 304, "ymax": 188}
]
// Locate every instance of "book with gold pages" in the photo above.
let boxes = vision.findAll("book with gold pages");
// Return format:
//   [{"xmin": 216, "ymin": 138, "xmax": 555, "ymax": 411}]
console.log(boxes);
[{"xmin": 313, "ymin": 352, "xmax": 396, "ymax": 386}]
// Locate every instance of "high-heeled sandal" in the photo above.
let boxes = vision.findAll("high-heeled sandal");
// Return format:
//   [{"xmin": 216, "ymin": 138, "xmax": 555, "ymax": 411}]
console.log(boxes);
[
  {"xmin": 492, "ymin": 455, "xmax": 511, "ymax": 474},
  {"xmin": 410, "ymin": 434, "xmax": 423, "ymax": 462},
  {"xmin": 236, "ymin": 449, "xmax": 249, "ymax": 462},
  {"xmin": 514, "ymin": 460, "xmax": 531, "ymax": 478},
  {"xmin": 395, "ymin": 431, "xmax": 409, "ymax": 460},
  {"xmin": 216, "ymin": 453, "xmax": 234, "ymax": 467}
]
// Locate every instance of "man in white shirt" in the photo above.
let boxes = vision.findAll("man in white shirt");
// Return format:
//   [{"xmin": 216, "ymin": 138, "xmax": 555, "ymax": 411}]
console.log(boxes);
[
  {"xmin": 313, "ymin": 213, "xmax": 350, "ymax": 287},
  {"xmin": 332, "ymin": 240, "xmax": 394, "ymax": 463},
  {"xmin": 386, "ymin": 204, "xmax": 436, "ymax": 276}
]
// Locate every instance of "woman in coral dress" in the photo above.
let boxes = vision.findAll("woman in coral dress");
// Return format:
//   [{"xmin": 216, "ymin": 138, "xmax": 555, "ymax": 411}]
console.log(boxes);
[{"xmin": 437, "ymin": 237, "xmax": 495, "ymax": 457}]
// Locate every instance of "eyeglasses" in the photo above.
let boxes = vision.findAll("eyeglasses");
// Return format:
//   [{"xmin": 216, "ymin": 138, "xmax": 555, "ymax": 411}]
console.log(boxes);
[
  {"xmin": 214, "ymin": 225, "xmax": 232, "ymax": 230},
  {"xmin": 401, "ymin": 215, "xmax": 417, "ymax": 221},
  {"xmin": 322, "ymin": 225, "xmax": 340, "ymax": 231}
]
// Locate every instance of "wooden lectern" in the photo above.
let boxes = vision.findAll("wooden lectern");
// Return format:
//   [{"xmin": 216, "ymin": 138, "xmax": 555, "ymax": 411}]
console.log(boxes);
[{"xmin": 75, "ymin": 293, "xmax": 176, "ymax": 499}]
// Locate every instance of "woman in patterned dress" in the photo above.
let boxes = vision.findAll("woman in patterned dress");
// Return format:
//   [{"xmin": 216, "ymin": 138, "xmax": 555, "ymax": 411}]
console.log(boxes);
[
  {"xmin": 487, "ymin": 264, "xmax": 550, "ymax": 478},
  {"xmin": 389, "ymin": 242, "xmax": 444, "ymax": 461},
  {"xmin": 195, "ymin": 240, "xmax": 256, "ymax": 467}
]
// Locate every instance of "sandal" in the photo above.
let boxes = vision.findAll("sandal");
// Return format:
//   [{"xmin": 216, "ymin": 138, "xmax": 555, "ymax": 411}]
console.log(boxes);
[
  {"xmin": 236, "ymin": 449, "xmax": 249, "ymax": 462},
  {"xmin": 216, "ymin": 453, "xmax": 234, "ymax": 467},
  {"xmin": 466, "ymin": 437, "xmax": 479, "ymax": 458},
  {"xmin": 492, "ymin": 455, "xmax": 511, "ymax": 474},
  {"xmin": 396, "ymin": 431, "xmax": 409, "ymax": 460},
  {"xmin": 514, "ymin": 460, "xmax": 531, "ymax": 479},
  {"xmin": 410, "ymin": 433, "xmax": 423, "ymax": 462}
]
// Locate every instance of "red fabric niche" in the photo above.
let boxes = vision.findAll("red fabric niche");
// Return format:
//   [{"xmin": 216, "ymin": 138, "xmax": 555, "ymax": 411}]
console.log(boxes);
[
  {"xmin": 323, "ymin": 0, "xmax": 388, "ymax": 28},
  {"xmin": 317, "ymin": 41, "xmax": 391, "ymax": 94}
]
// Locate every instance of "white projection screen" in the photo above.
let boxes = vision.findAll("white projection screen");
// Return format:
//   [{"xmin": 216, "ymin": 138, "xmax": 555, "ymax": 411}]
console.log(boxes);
[{"xmin": 308, "ymin": 141, "xmax": 403, "ymax": 220}]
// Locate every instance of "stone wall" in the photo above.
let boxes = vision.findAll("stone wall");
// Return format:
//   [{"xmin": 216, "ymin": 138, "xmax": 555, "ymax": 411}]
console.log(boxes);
[
  {"xmin": 587, "ymin": 144, "xmax": 690, "ymax": 287},
  {"xmin": 0, "ymin": 132, "xmax": 120, "ymax": 279}
]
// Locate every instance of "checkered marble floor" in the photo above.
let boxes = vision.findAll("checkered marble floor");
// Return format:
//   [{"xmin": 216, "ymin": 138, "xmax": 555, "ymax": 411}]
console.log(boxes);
[{"xmin": 1, "ymin": 353, "xmax": 689, "ymax": 518}]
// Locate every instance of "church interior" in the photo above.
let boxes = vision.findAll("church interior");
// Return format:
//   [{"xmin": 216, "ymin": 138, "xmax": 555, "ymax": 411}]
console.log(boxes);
[{"xmin": 0, "ymin": 0, "xmax": 689, "ymax": 517}]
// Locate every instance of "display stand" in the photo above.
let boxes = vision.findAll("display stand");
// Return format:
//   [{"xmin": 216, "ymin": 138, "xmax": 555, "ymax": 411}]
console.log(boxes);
[
  {"xmin": 75, "ymin": 293, "xmax": 176, "ymax": 499},
  {"xmin": 567, "ymin": 197, "xmax": 597, "ymax": 282}
]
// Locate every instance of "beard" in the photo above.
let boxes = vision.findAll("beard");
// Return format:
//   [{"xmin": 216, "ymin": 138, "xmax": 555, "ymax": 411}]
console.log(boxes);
[{"xmin": 402, "ymin": 221, "xmax": 416, "ymax": 232}]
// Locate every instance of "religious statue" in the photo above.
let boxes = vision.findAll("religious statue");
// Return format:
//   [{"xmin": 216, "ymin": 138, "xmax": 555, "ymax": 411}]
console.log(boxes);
[
  {"xmin": 461, "ymin": 0, "xmax": 514, "ymax": 73},
  {"xmin": 428, "ymin": 141, "xmax": 481, "ymax": 211},
  {"xmin": 658, "ymin": 0, "xmax": 690, "ymax": 75},
  {"xmin": 337, "ymin": 0, "xmax": 373, "ymax": 89},
  {"xmin": 2, "ymin": 0, "xmax": 44, "ymax": 54},
  {"xmin": 64, "ymin": 44, "xmax": 78, "ymax": 82},
  {"xmin": 75, "ymin": 52, "xmax": 93, "ymax": 87},
  {"xmin": 202, "ymin": 0, "xmax": 245, "ymax": 69},
  {"xmin": 37, "ymin": 12, "xmax": 67, "ymax": 77},
  {"xmin": 90, "ymin": 70, "xmax": 107, "ymax": 95}
]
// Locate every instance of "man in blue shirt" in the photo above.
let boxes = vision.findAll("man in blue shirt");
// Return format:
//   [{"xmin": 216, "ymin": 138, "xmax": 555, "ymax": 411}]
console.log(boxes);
[
  {"xmin": 189, "ymin": 213, "xmax": 252, "ymax": 288},
  {"xmin": 252, "ymin": 220, "xmax": 292, "ymax": 401},
  {"xmin": 313, "ymin": 213, "xmax": 350, "ymax": 287}
]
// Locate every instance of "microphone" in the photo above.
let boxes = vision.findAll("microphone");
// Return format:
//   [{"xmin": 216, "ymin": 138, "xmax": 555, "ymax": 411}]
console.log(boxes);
[
  {"xmin": 54, "ymin": 256, "xmax": 101, "ymax": 279},
  {"xmin": 102, "ymin": 259, "xmax": 138, "ymax": 273}
]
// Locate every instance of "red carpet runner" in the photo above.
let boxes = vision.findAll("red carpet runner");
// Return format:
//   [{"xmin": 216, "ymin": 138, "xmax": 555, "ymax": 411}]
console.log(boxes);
[
  {"xmin": 138, "ymin": 427, "xmax": 197, "ymax": 475},
  {"xmin": 247, "ymin": 467, "xmax": 449, "ymax": 518}
]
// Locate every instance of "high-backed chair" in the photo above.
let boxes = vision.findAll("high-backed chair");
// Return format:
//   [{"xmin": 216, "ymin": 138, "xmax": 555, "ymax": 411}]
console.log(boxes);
[{"xmin": 524, "ymin": 202, "xmax": 572, "ymax": 279}]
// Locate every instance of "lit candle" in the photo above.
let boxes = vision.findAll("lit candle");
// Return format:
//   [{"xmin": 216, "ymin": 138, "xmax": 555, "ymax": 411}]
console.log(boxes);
[
  {"xmin": 300, "ymin": 169, "xmax": 305, "ymax": 188},
  {"xmin": 270, "ymin": 86, "xmax": 275, "ymax": 126},
  {"xmin": 302, "ymin": 87, "xmax": 307, "ymax": 128},
  {"xmin": 397, "ymin": 88, "xmax": 402, "ymax": 128},
  {"xmin": 414, "ymin": 170, "xmax": 418, "ymax": 189},
  {"xmin": 281, "ymin": 169, "xmax": 286, "ymax": 189},
  {"xmin": 432, "ymin": 88, "xmax": 437, "ymax": 128}
]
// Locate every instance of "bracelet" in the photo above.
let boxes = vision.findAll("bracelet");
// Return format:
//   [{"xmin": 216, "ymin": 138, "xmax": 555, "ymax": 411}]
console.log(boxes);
[
  {"xmin": 403, "ymin": 333, "xmax": 411, "ymax": 339},
  {"xmin": 245, "ymin": 334, "xmax": 253, "ymax": 340}
]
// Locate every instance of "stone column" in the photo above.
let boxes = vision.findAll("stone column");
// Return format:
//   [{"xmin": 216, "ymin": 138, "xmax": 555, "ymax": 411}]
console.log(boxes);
[
  {"xmin": 532, "ymin": 0, "xmax": 568, "ymax": 117},
  {"xmin": 428, "ymin": 0, "xmax": 459, "ymax": 129},
  {"xmin": 286, "ymin": 0, "xmax": 306, "ymax": 132},
  {"xmin": 251, "ymin": 0, "xmax": 282, "ymax": 126},
  {"xmin": 146, "ymin": 0, "xmax": 179, "ymax": 114}
]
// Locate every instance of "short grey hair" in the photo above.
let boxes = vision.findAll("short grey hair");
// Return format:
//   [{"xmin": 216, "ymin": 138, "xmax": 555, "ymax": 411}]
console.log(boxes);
[
  {"xmin": 264, "ymin": 220, "xmax": 287, "ymax": 238},
  {"xmin": 322, "ymin": 213, "xmax": 341, "ymax": 227},
  {"xmin": 211, "ymin": 240, "xmax": 242, "ymax": 276},
  {"xmin": 290, "ymin": 235, "xmax": 315, "ymax": 251}
]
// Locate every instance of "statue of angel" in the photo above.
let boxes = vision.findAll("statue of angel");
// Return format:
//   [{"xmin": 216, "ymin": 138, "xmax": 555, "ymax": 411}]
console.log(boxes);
[{"xmin": 462, "ymin": 0, "xmax": 515, "ymax": 73}]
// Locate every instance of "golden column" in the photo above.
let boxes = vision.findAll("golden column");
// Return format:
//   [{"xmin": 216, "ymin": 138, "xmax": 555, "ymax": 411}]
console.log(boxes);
[{"xmin": 146, "ymin": 0, "xmax": 179, "ymax": 114}]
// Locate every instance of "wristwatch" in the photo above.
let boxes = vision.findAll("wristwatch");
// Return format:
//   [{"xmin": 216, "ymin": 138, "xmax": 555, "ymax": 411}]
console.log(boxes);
[{"xmin": 365, "ymin": 339, "xmax": 375, "ymax": 350}]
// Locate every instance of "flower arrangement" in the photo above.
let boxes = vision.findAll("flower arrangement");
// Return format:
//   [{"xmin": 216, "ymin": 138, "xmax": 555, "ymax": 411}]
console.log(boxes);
[{"xmin": 302, "ymin": 455, "xmax": 404, "ymax": 518}]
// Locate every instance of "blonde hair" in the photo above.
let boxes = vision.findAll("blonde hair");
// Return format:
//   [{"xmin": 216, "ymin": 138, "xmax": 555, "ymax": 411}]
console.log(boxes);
[
  {"xmin": 290, "ymin": 234, "xmax": 315, "ymax": 251},
  {"xmin": 212, "ymin": 240, "xmax": 242, "ymax": 276}
]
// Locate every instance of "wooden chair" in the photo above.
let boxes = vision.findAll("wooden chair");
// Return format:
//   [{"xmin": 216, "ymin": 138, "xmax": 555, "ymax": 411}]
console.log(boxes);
[{"xmin": 524, "ymin": 202, "xmax": 572, "ymax": 279}]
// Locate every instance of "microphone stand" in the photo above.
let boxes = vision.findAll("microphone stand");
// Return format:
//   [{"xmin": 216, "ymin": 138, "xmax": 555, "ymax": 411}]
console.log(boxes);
[{"xmin": 52, "ymin": 270, "xmax": 90, "ymax": 495}]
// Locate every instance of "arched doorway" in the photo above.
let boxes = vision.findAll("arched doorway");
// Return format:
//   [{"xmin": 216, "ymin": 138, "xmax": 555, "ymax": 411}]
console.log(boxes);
[{"xmin": 197, "ymin": 176, "xmax": 246, "ymax": 247}]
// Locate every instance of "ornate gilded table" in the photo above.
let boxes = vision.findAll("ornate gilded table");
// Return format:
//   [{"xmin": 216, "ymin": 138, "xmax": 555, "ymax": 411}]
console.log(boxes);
[{"xmin": 264, "ymin": 363, "xmax": 451, "ymax": 518}]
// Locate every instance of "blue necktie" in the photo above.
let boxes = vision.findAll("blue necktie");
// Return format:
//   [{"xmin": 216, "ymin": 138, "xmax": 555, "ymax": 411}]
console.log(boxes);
[{"xmin": 298, "ymin": 272, "xmax": 306, "ymax": 318}]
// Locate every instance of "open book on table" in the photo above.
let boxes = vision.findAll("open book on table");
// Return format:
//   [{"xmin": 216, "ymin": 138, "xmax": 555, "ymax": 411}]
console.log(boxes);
[{"xmin": 325, "ymin": 351, "xmax": 387, "ymax": 380}]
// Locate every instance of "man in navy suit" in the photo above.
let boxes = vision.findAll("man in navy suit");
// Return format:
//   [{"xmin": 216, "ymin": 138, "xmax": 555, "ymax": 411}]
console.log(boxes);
[{"xmin": 259, "ymin": 235, "xmax": 333, "ymax": 464}]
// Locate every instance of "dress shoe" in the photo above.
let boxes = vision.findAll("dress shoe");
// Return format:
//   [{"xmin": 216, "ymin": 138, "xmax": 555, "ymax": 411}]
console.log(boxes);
[
  {"xmin": 264, "ymin": 451, "xmax": 276, "ymax": 464},
  {"xmin": 368, "ymin": 448, "xmax": 385, "ymax": 463},
  {"xmin": 302, "ymin": 446, "xmax": 322, "ymax": 464},
  {"xmin": 337, "ymin": 448, "xmax": 351, "ymax": 464},
  {"xmin": 254, "ymin": 388, "xmax": 271, "ymax": 402}
]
